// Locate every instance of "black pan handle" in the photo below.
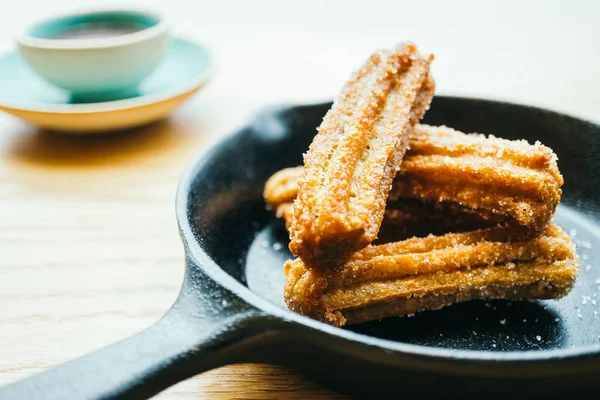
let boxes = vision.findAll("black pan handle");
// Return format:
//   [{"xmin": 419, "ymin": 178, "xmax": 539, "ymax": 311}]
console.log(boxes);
[{"xmin": 0, "ymin": 257, "xmax": 281, "ymax": 400}]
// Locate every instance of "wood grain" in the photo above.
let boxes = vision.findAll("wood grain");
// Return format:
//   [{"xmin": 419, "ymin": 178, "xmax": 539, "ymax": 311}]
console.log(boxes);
[
  {"xmin": 0, "ymin": 113, "xmax": 345, "ymax": 398},
  {"xmin": 1, "ymin": 1, "xmax": 599, "ymax": 398}
]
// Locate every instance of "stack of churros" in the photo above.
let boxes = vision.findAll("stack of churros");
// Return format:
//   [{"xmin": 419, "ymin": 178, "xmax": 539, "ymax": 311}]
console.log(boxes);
[{"xmin": 263, "ymin": 43, "xmax": 579, "ymax": 327}]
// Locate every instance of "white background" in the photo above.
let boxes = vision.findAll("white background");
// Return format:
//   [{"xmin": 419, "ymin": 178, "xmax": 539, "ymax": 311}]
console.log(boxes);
[{"xmin": 1, "ymin": 0, "xmax": 599, "ymax": 135}]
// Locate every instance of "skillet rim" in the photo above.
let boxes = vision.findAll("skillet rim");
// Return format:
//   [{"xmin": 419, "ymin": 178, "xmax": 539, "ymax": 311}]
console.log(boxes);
[{"xmin": 175, "ymin": 95, "xmax": 600, "ymax": 364}]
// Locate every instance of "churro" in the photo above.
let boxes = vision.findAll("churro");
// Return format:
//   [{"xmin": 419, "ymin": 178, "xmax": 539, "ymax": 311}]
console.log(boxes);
[
  {"xmin": 284, "ymin": 224, "xmax": 578, "ymax": 326},
  {"xmin": 389, "ymin": 124, "xmax": 563, "ymax": 236},
  {"xmin": 263, "ymin": 41, "xmax": 575, "ymax": 326},
  {"xmin": 289, "ymin": 43, "xmax": 435, "ymax": 269},
  {"xmin": 272, "ymin": 199, "xmax": 500, "ymax": 240},
  {"xmin": 265, "ymin": 125, "xmax": 562, "ymax": 237}
]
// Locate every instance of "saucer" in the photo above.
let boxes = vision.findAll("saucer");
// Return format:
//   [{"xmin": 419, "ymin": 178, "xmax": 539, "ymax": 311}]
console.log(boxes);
[{"xmin": 0, "ymin": 37, "xmax": 213, "ymax": 133}]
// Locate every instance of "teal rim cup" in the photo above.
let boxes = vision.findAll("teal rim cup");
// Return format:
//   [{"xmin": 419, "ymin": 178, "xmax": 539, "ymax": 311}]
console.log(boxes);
[{"xmin": 17, "ymin": 9, "xmax": 170, "ymax": 102}]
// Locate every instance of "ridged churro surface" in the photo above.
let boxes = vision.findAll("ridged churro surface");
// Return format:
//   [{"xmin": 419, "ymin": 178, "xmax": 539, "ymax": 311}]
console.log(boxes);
[
  {"xmin": 289, "ymin": 43, "xmax": 435, "ymax": 269},
  {"xmin": 265, "ymin": 124, "xmax": 563, "ymax": 237},
  {"xmin": 262, "ymin": 41, "xmax": 573, "ymax": 326},
  {"xmin": 265, "ymin": 164, "xmax": 504, "ymax": 238},
  {"xmin": 284, "ymin": 224, "xmax": 578, "ymax": 326},
  {"xmin": 390, "ymin": 124, "xmax": 563, "ymax": 235}
]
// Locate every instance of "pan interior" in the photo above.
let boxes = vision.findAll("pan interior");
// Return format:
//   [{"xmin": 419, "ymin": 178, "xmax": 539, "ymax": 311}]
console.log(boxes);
[
  {"xmin": 187, "ymin": 98, "xmax": 600, "ymax": 353},
  {"xmin": 245, "ymin": 207, "xmax": 600, "ymax": 351}
]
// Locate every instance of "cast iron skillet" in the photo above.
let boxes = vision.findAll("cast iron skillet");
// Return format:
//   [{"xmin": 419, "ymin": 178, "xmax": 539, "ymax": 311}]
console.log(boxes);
[{"xmin": 1, "ymin": 97, "xmax": 600, "ymax": 400}]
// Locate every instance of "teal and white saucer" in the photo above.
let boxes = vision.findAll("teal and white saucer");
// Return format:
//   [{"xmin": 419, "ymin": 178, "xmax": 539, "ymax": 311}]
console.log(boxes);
[{"xmin": 0, "ymin": 37, "xmax": 213, "ymax": 133}]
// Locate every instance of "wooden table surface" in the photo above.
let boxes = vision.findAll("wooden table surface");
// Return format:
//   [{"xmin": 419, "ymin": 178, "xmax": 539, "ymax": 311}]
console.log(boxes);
[{"xmin": 1, "ymin": 1, "xmax": 599, "ymax": 398}]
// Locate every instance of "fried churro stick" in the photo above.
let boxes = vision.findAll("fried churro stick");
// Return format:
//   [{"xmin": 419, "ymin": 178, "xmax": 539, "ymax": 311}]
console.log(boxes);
[
  {"xmin": 273, "ymin": 199, "xmax": 499, "ymax": 241},
  {"xmin": 389, "ymin": 124, "xmax": 563, "ymax": 235},
  {"xmin": 265, "ymin": 125, "xmax": 563, "ymax": 237},
  {"xmin": 284, "ymin": 224, "xmax": 578, "ymax": 326},
  {"xmin": 289, "ymin": 43, "xmax": 435, "ymax": 269},
  {"xmin": 264, "ymin": 167, "xmax": 302, "ymax": 208},
  {"xmin": 265, "ymin": 166, "xmax": 503, "ymax": 238}
]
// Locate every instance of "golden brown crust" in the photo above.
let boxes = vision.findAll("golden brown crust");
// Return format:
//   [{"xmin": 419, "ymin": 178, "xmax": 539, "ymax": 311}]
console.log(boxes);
[
  {"xmin": 263, "ymin": 167, "xmax": 303, "ymax": 208},
  {"xmin": 289, "ymin": 43, "xmax": 435, "ymax": 269},
  {"xmin": 264, "ymin": 46, "xmax": 571, "ymax": 326},
  {"xmin": 389, "ymin": 124, "xmax": 563, "ymax": 236},
  {"xmin": 341, "ymin": 269, "xmax": 576, "ymax": 325},
  {"xmin": 264, "ymin": 125, "xmax": 563, "ymax": 237},
  {"xmin": 274, "ymin": 199, "xmax": 500, "ymax": 241},
  {"xmin": 283, "ymin": 224, "xmax": 578, "ymax": 326},
  {"xmin": 264, "ymin": 165, "xmax": 504, "ymax": 240}
]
